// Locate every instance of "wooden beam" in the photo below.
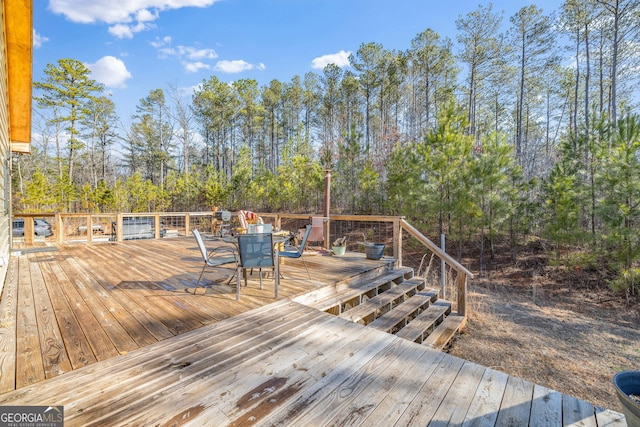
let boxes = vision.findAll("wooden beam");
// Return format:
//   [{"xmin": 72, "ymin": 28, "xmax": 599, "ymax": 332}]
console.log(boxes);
[{"xmin": 4, "ymin": 0, "xmax": 33, "ymax": 150}]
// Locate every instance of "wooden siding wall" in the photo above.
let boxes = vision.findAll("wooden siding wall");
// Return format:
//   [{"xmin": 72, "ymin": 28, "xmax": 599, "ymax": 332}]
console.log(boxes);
[{"xmin": 0, "ymin": 7, "xmax": 11, "ymax": 293}]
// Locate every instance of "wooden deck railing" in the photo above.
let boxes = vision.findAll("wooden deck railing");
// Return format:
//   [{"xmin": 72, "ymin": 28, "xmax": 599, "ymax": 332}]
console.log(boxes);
[{"xmin": 12, "ymin": 211, "xmax": 473, "ymax": 316}]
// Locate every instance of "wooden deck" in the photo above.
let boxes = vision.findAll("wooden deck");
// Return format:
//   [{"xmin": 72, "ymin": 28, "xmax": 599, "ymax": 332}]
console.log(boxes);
[{"xmin": 0, "ymin": 237, "xmax": 628, "ymax": 426}]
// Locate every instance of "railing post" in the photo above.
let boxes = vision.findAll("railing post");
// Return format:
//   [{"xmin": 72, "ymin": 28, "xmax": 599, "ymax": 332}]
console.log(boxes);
[
  {"xmin": 87, "ymin": 214, "xmax": 93, "ymax": 243},
  {"xmin": 441, "ymin": 234, "xmax": 446, "ymax": 300},
  {"xmin": 116, "ymin": 213, "xmax": 123, "ymax": 242},
  {"xmin": 185, "ymin": 213, "xmax": 191, "ymax": 237},
  {"xmin": 24, "ymin": 216, "xmax": 34, "ymax": 245},
  {"xmin": 55, "ymin": 213, "xmax": 63, "ymax": 244},
  {"xmin": 324, "ymin": 218, "xmax": 331, "ymax": 250},
  {"xmin": 393, "ymin": 218, "xmax": 403, "ymax": 267},
  {"xmin": 154, "ymin": 214, "xmax": 161, "ymax": 239},
  {"xmin": 457, "ymin": 272, "xmax": 467, "ymax": 318}
]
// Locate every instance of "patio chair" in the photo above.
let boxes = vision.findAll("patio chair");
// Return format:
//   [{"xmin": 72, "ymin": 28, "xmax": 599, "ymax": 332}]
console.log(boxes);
[
  {"xmin": 308, "ymin": 216, "xmax": 326, "ymax": 247},
  {"xmin": 278, "ymin": 224, "xmax": 312, "ymax": 278},
  {"xmin": 236, "ymin": 233, "xmax": 279, "ymax": 300},
  {"xmin": 192, "ymin": 229, "xmax": 238, "ymax": 291},
  {"xmin": 237, "ymin": 210, "xmax": 258, "ymax": 233}
]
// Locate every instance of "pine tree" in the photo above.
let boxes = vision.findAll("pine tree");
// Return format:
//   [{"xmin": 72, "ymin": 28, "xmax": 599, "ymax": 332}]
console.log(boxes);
[{"xmin": 34, "ymin": 58, "xmax": 104, "ymax": 183}]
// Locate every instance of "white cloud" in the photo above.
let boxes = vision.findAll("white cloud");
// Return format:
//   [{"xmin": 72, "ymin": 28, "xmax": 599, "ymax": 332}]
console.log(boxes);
[
  {"xmin": 85, "ymin": 56, "xmax": 132, "ymax": 88},
  {"xmin": 49, "ymin": 0, "xmax": 219, "ymax": 37},
  {"xmin": 311, "ymin": 50, "xmax": 352, "ymax": 69},
  {"xmin": 150, "ymin": 36, "xmax": 172, "ymax": 48},
  {"xmin": 33, "ymin": 30, "xmax": 49, "ymax": 49},
  {"xmin": 184, "ymin": 61, "xmax": 210, "ymax": 73},
  {"xmin": 109, "ymin": 21, "xmax": 156, "ymax": 39},
  {"xmin": 152, "ymin": 37, "xmax": 218, "ymax": 72},
  {"xmin": 213, "ymin": 60, "xmax": 263, "ymax": 74},
  {"xmin": 167, "ymin": 46, "xmax": 217, "ymax": 60}
]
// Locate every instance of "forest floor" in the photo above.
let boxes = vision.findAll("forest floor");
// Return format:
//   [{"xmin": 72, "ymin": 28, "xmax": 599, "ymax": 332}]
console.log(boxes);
[{"xmin": 446, "ymin": 240, "xmax": 640, "ymax": 413}]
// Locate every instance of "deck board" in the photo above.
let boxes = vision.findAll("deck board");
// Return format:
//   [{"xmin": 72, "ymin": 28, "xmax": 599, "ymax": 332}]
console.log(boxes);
[
  {"xmin": 16, "ymin": 255, "xmax": 46, "ymax": 388},
  {"xmin": 0, "ymin": 237, "xmax": 628, "ymax": 426},
  {"xmin": 431, "ymin": 361, "xmax": 488, "ymax": 425},
  {"xmin": 494, "ymin": 375, "xmax": 534, "ymax": 426},
  {"xmin": 35, "ymin": 253, "xmax": 100, "ymax": 369},
  {"xmin": 0, "ymin": 255, "xmax": 18, "ymax": 392},
  {"xmin": 28, "ymin": 255, "xmax": 72, "ymax": 379},
  {"xmin": 462, "ymin": 368, "xmax": 509, "ymax": 427}
]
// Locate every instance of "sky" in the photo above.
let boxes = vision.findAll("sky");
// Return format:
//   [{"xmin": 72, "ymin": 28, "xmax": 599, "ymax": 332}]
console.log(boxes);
[{"xmin": 33, "ymin": 0, "xmax": 565, "ymax": 122}]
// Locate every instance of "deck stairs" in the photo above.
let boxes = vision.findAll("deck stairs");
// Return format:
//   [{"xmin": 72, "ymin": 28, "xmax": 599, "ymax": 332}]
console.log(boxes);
[{"xmin": 292, "ymin": 263, "xmax": 466, "ymax": 351}]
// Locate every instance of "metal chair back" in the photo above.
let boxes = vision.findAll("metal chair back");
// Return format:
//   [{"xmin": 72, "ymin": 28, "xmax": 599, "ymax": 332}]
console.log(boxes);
[
  {"xmin": 237, "ymin": 233, "xmax": 275, "ymax": 268},
  {"xmin": 235, "ymin": 233, "xmax": 279, "ymax": 300}
]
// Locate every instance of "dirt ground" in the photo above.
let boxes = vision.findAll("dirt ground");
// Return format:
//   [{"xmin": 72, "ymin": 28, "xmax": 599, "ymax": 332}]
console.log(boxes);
[{"xmin": 446, "ymin": 243, "xmax": 640, "ymax": 412}]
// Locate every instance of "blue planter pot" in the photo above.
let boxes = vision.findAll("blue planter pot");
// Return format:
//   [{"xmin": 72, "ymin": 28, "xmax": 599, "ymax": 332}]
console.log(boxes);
[
  {"xmin": 364, "ymin": 243, "xmax": 385, "ymax": 260},
  {"xmin": 613, "ymin": 371, "xmax": 640, "ymax": 427}
]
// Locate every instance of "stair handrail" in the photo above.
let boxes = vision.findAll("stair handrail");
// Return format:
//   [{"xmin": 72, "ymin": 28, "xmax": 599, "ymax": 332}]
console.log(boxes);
[
  {"xmin": 399, "ymin": 219, "xmax": 473, "ymax": 278},
  {"xmin": 400, "ymin": 219, "xmax": 473, "ymax": 317}
]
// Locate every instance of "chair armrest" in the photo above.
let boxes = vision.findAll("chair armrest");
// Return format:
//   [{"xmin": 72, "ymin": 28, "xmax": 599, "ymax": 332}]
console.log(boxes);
[{"xmin": 208, "ymin": 246, "xmax": 238, "ymax": 258}]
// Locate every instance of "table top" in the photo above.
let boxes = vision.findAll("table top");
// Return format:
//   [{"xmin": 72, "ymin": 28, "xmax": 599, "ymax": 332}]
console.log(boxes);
[{"xmin": 221, "ymin": 235, "xmax": 288, "ymax": 245}]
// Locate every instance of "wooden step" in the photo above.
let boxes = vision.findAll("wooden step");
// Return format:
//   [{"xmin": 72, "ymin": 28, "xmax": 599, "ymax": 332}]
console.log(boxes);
[
  {"xmin": 308, "ymin": 268, "xmax": 415, "ymax": 314},
  {"xmin": 368, "ymin": 289, "xmax": 439, "ymax": 333},
  {"xmin": 292, "ymin": 263, "xmax": 407, "ymax": 306},
  {"xmin": 422, "ymin": 314, "xmax": 466, "ymax": 351},
  {"xmin": 338, "ymin": 279, "xmax": 430, "ymax": 325},
  {"xmin": 394, "ymin": 300, "xmax": 451, "ymax": 344}
]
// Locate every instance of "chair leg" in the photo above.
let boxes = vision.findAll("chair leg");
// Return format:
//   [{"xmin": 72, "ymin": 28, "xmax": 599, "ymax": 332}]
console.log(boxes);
[
  {"xmin": 301, "ymin": 256, "xmax": 311, "ymax": 278},
  {"xmin": 236, "ymin": 267, "xmax": 242, "ymax": 300},
  {"xmin": 225, "ymin": 267, "xmax": 237, "ymax": 285},
  {"xmin": 196, "ymin": 265, "xmax": 207, "ymax": 290}
]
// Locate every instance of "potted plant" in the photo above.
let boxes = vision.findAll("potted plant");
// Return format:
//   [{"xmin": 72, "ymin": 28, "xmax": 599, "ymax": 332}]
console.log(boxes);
[
  {"xmin": 613, "ymin": 371, "xmax": 640, "ymax": 426},
  {"xmin": 363, "ymin": 242, "xmax": 385, "ymax": 260},
  {"xmin": 332, "ymin": 236, "xmax": 347, "ymax": 256},
  {"xmin": 356, "ymin": 232, "xmax": 385, "ymax": 260}
]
